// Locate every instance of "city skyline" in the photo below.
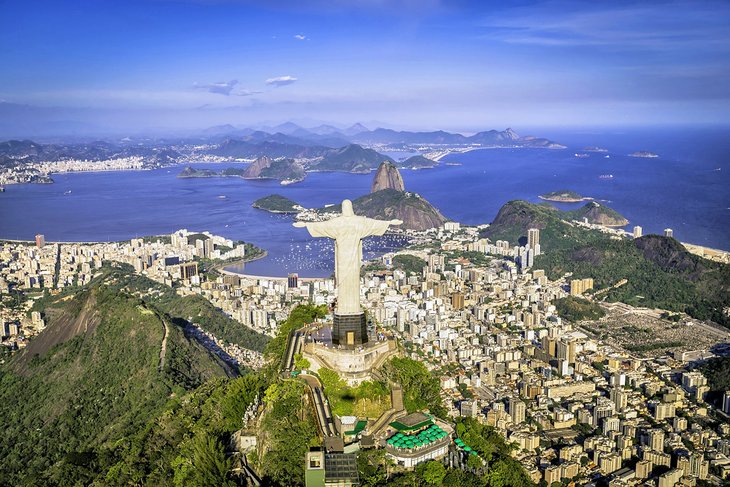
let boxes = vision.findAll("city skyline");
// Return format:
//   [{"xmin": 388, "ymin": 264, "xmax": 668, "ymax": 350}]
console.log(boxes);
[{"xmin": 1, "ymin": 0, "xmax": 729, "ymax": 136}]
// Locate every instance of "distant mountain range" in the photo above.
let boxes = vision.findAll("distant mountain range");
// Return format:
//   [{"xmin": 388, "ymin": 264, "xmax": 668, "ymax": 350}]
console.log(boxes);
[
  {"xmin": 0, "ymin": 125, "xmax": 564, "ymax": 180},
  {"xmin": 216, "ymin": 124, "xmax": 564, "ymax": 149}
]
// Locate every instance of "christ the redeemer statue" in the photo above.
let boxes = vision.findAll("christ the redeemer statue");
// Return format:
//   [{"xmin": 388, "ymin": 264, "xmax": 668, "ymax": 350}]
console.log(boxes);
[{"xmin": 294, "ymin": 199, "xmax": 401, "ymax": 347}]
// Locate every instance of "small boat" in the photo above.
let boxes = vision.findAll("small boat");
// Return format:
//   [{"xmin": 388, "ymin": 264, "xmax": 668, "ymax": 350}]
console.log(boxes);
[
  {"xmin": 599, "ymin": 174, "xmax": 614, "ymax": 179},
  {"xmin": 217, "ymin": 195, "xmax": 227, "ymax": 199},
  {"xmin": 0, "ymin": 186, "xmax": 5, "ymax": 192},
  {"xmin": 64, "ymin": 190, "xmax": 72, "ymax": 195}
]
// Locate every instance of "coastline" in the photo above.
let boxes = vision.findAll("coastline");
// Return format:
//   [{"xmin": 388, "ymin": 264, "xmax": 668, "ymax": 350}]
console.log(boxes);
[{"xmin": 212, "ymin": 250, "xmax": 269, "ymax": 275}]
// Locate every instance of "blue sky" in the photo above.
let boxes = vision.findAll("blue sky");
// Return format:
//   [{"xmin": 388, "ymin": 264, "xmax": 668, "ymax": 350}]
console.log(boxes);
[{"xmin": 0, "ymin": 0, "xmax": 728, "ymax": 134}]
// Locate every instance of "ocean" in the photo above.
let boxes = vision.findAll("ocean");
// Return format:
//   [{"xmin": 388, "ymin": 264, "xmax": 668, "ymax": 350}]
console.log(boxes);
[{"xmin": 1, "ymin": 126, "xmax": 728, "ymax": 277}]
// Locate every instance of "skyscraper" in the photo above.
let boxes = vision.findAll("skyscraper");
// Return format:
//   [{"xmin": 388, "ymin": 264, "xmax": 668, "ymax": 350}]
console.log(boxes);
[
  {"xmin": 451, "ymin": 292, "xmax": 464, "ymax": 310},
  {"xmin": 527, "ymin": 228, "xmax": 540, "ymax": 253},
  {"xmin": 633, "ymin": 226, "xmax": 642, "ymax": 238},
  {"xmin": 35, "ymin": 234, "xmax": 45, "ymax": 248},
  {"xmin": 288, "ymin": 273, "xmax": 299, "ymax": 288},
  {"xmin": 664, "ymin": 228, "xmax": 673, "ymax": 238},
  {"xmin": 508, "ymin": 396, "xmax": 526, "ymax": 424}
]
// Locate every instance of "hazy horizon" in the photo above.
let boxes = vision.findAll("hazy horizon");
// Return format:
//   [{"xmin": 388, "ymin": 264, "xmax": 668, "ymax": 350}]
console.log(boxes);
[{"xmin": 1, "ymin": 0, "xmax": 729, "ymax": 137}]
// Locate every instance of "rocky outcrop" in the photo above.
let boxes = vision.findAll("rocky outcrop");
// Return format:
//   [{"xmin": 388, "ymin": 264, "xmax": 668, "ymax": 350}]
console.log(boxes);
[
  {"xmin": 242, "ymin": 156, "xmax": 306, "ymax": 182},
  {"xmin": 242, "ymin": 156, "xmax": 273, "ymax": 178},
  {"xmin": 177, "ymin": 166, "xmax": 217, "ymax": 178},
  {"xmin": 371, "ymin": 161, "xmax": 405, "ymax": 193}
]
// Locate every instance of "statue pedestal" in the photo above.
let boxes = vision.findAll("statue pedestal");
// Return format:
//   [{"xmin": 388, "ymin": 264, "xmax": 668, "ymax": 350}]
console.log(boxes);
[
  {"xmin": 302, "ymin": 325, "xmax": 398, "ymax": 386},
  {"xmin": 332, "ymin": 313, "xmax": 368, "ymax": 348}
]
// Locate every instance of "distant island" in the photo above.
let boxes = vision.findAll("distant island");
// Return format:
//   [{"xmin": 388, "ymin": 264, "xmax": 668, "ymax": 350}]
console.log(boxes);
[
  {"xmin": 242, "ymin": 156, "xmax": 306, "ymax": 183},
  {"xmin": 252, "ymin": 194, "xmax": 301, "ymax": 214},
  {"xmin": 177, "ymin": 159, "xmax": 306, "ymax": 183},
  {"xmin": 629, "ymin": 151, "xmax": 659, "ymax": 158},
  {"xmin": 583, "ymin": 146, "xmax": 608, "ymax": 152},
  {"xmin": 177, "ymin": 166, "xmax": 248, "ymax": 178},
  {"xmin": 177, "ymin": 166, "xmax": 218, "ymax": 178},
  {"xmin": 539, "ymin": 190, "xmax": 593, "ymax": 202}
]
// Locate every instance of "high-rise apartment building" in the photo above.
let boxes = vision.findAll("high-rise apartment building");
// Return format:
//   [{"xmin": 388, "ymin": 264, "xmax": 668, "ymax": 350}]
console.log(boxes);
[
  {"xmin": 509, "ymin": 397, "xmax": 526, "ymax": 424},
  {"xmin": 570, "ymin": 278, "xmax": 594, "ymax": 296},
  {"xmin": 527, "ymin": 228, "xmax": 540, "ymax": 254},
  {"xmin": 451, "ymin": 292, "xmax": 464, "ymax": 310},
  {"xmin": 288, "ymin": 273, "xmax": 299, "ymax": 288}
]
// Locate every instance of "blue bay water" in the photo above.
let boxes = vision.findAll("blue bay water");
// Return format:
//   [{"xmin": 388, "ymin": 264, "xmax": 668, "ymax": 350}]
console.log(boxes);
[{"xmin": 0, "ymin": 127, "xmax": 728, "ymax": 277}]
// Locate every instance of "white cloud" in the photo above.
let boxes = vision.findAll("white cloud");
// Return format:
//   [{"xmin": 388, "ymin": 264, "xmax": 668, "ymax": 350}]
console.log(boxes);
[
  {"xmin": 265, "ymin": 75, "xmax": 298, "ymax": 87},
  {"xmin": 193, "ymin": 79, "xmax": 239, "ymax": 96},
  {"xmin": 234, "ymin": 89, "xmax": 263, "ymax": 97}
]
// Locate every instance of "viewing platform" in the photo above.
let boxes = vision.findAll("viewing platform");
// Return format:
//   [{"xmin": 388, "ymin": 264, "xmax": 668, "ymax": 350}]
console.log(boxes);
[{"xmin": 301, "ymin": 323, "xmax": 399, "ymax": 386}]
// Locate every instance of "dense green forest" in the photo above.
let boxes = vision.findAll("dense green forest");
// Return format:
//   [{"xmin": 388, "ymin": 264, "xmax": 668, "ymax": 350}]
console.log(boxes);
[
  {"xmin": 0, "ymin": 275, "xmax": 239, "ymax": 485},
  {"xmin": 381, "ymin": 356, "xmax": 447, "ymax": 418}
]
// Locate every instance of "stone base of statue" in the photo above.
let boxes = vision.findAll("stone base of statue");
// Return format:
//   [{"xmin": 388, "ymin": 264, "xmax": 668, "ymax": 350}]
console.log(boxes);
[
  {"xmin": 332, "ymin": 312, "xmax": 368, "ymax": 348},
  {"xmin": 302, "ymin": 323, "xmax": 399, "ymax": 387}
]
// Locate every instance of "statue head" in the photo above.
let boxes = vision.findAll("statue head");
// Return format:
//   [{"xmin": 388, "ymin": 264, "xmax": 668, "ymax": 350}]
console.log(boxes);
[{"xmin": 342, "ymin": 199, "xmax": 354, "ymax": 216}]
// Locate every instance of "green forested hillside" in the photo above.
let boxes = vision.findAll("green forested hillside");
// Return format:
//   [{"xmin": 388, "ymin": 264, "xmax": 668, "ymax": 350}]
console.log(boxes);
[
  {"xmin": 536, "ymin": 236, "xmax": 730, "ymax": 326},
  {"xmin": 484, "ymin": 201, "xmax": 730, "ymax": 327},
  {"xmin": 0, "ymin": 273, "xmax": 238, "ymax": 485},
  {"xmin": 57, "ymin": 265, "xmax": 271, "ymax": 352}
]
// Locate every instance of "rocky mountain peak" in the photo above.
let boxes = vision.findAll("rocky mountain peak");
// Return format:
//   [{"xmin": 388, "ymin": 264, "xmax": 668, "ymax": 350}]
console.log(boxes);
[
  {"xmin": 504, "ymin": 128, "xmax": 520, "ymax": 140},
  {"xmin": 371, "ymin": 161, "xmax": 405, "ymax": 193}
]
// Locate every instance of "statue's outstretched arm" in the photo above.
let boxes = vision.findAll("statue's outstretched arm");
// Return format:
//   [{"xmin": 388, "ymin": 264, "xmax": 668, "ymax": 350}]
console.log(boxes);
[{"xmin": 293, "ymin": 219, "xmax": 338, "ymax": 238}]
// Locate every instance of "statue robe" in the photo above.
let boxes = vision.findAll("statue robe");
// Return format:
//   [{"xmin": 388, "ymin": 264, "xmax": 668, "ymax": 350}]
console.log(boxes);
[{"xmin": 300, "ymin": 215, "xmax": 392, "ymax": 315}]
